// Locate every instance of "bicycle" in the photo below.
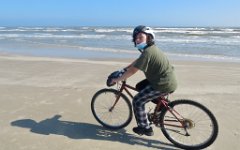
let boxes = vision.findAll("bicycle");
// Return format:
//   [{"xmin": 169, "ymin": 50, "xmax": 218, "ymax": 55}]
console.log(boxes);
[{"xmin": 91, "ymin": 80, "xmax": 218, "ymax": 149}]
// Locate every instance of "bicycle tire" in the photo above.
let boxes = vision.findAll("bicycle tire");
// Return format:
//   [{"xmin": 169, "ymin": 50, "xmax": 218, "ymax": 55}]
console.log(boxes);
[
  {"xmin": 91, "ymin": 88, "xmax": 133, "ymax": 129},
  {"xmin": 159, "ymin": 99, "xmax": 218, "ymax": 149}
]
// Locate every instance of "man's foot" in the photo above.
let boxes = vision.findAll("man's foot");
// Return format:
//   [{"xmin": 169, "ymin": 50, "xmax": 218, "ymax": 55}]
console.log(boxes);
[{"xmin": 133, "ymin": 126, "xmax": 154, "ymax": 136}]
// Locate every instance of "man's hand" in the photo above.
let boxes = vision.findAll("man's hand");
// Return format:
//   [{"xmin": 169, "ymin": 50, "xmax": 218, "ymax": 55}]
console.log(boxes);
[{"xmin": 110, "ymin": 78, "xmax": 119, "ymax": 85}]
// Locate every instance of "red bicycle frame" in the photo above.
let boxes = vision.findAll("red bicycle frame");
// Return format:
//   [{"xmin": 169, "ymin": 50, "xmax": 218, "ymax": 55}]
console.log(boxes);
[{"xmin": 111, "ymin": 81, "xmax": 186, "ymax": 129}]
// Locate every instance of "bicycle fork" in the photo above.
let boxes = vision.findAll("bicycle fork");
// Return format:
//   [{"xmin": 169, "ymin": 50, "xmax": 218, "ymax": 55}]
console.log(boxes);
[{"xmin": 109, "ymin": 86, "xmax": 125, "ymax": 112}]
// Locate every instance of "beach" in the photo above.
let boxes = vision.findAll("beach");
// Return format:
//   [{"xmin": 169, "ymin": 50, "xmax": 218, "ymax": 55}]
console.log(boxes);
[{"xmin": 0, "ymin": 55, "xmax": 239, "ymax": 150}]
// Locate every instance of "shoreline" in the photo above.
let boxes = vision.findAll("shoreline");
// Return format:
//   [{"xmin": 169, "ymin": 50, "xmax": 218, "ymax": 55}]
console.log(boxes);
[{"xmin": 1, "ymin": 53, "xmax": 240, "ymax": 65}]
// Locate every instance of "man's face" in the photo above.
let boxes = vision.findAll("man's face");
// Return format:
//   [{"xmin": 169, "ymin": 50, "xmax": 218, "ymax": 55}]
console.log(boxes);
[{"xmin": 135, "ymin": 33, "xmax": 147, "ymax": 44}]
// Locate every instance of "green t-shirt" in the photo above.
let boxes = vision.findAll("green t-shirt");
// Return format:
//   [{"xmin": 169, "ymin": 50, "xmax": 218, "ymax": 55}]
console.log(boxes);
[{"xmin": 134, "ymin": 45, "xmax": 177, "ymax": 93}]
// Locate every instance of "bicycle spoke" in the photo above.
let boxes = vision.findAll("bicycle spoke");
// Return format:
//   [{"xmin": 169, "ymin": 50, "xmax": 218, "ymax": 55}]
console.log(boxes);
[
  {"xmin": 91, "ymin": 89, "xmax": 132, "ymax": 129},
  {"xmin": 160, "ymin": 99, "xmax": 218, "ymax": 149}
]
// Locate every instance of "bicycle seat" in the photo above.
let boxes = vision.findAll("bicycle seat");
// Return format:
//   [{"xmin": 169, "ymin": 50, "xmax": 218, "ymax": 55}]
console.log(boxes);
[{"xmin": 151, "ymin": 91, "xmax": 173, "ymax": 104}]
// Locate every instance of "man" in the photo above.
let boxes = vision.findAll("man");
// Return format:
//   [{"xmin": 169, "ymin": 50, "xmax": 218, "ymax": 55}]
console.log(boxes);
[{"xmin": 111, "ymin": 25, "xmax": 177, "ymax": 136}]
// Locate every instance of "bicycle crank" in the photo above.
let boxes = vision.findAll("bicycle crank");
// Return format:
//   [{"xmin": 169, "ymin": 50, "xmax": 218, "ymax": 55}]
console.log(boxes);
[{"xmin": 181, "ymin": 118, "xmax": 195, "ymax": 136}]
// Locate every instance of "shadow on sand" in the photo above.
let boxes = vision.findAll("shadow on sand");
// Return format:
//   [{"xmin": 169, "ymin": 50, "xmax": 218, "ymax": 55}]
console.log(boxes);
[{"xmin": 11, "ymin": 115, "xmax": 179, "ymax": 150}]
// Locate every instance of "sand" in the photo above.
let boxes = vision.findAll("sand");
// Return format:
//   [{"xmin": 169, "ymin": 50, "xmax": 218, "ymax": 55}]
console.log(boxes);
[{"xmin": 0, "ymin": 55, "xmax": 239, "ymax": 150}]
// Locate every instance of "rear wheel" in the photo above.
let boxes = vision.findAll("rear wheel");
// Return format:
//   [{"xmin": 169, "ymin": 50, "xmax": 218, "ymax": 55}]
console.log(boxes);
[
  {"xmin": 159, "ymin": 99, "xmax": 218, "ymax": 149},
  {"xmin": 91, "ymin": 88, "xmax": 133, "ymax": 129}
]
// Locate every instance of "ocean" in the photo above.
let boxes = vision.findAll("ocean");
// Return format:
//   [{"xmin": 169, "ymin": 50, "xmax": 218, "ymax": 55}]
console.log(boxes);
[{"xmin": 0, "ymin": 26, "xmax": 240, "ymax": 62}]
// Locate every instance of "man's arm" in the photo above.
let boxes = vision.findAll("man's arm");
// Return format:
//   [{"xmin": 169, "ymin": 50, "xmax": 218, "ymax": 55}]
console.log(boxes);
[
  {"xmin": 112, "ymin": 61, "xmax": 139, "ymax": 83},
  {"xmin": 124, "ymin": 59, "xmax": 137, "ymax": 70}
]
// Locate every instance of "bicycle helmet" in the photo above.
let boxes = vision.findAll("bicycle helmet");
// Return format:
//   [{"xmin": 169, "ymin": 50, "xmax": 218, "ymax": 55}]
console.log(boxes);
[
  {"xmin": 132, "ymin": 25, "xmax": 155, "ymax": 41},
  {"xmin": 106, "ymin": 69, "xmax": 126, "ymax": 87}
]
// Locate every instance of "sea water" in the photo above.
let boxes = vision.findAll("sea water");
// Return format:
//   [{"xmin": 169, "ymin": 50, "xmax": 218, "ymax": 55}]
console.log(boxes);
[{"xmin": 0, "ymin": 26, "xmax": 239, "ymax": 62}]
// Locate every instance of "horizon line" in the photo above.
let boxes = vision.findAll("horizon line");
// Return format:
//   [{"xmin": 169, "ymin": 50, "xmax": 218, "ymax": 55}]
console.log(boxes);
[{"xmin": 1, "ymin": 25, "xmax": 240, "ymax": 28}]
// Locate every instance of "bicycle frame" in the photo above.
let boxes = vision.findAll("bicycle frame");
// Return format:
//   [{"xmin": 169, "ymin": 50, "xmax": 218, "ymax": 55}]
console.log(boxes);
[
  {"xmin": 109, "ymin": 81, "xmax": 135, "ymax": 111},
  {"xmin": 92, "ymin": 80, "xmax": 219, "ymax": 149},
  {"xmin": 119, "ymin": 81, "xmax": 136, "ymax": 98},
  {"xmin": 112, "ymin": 81, "xmax": 186, "ymax": 129}
]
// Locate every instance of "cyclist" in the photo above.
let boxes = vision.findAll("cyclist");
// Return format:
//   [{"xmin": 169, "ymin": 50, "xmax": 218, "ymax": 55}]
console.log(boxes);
[{"xmin": 111, "ymin": 25, "xmax": 177, "ymax": 136}]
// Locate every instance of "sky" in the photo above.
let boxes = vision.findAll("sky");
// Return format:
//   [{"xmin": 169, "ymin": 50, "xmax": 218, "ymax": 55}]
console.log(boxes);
[{"xmin": 0, "ymin": 0, "xmax": 240, "ymax": 27}]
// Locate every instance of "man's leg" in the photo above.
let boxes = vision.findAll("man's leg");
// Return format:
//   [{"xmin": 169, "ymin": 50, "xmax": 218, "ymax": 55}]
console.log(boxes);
[{"xmin": 132, "ymin": 85, "xmax": 161, "ymax": 136}]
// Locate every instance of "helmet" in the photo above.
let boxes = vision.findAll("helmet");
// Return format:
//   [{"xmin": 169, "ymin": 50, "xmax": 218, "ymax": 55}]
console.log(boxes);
[{"xmin": 132, "ymin": 25, "xmax": 155, "ymax": 41}]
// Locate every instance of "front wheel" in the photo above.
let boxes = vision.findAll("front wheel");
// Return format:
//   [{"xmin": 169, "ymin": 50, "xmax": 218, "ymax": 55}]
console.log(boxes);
[
  {"xmin": 91, "ymin": 88, "xmax": 133, "ymax": 129},
  {"xmin": 159, "ymin": 99, "xmax": 218, "ymax": 149}
]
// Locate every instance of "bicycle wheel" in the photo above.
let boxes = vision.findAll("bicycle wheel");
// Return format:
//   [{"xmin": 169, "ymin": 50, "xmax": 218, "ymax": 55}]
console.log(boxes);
[
  {"xmin": 159, "ymin": 99, "xmax": 218, "ymax": 149},
  {"xmin": 91, "ymin": 88, "xmax": 133, "ymax": 129}
]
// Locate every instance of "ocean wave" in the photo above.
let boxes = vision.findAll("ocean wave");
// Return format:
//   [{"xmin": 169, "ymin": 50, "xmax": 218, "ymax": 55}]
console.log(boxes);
[
  {"xmin": 7, "ymin": 27, "xmax": 117, "ymax": 31},
  {"xmin": 0, "ymin": 33, "xmax": 133, "ymax": 41},
  {"xmin": 167, "ymin": 52, "xmax": 240, "ymax": 62},
  {"xmin": 0, "ymin": 27, "xmax": 132, "ymax": 33},
  {"xmin": 0, "ymin": 29, "xmax": 29, "ymax": 32},
  {"xmin": 156, "ymin": 37, "xmax": 215, "ymax": 44},
  {"xmin": 1, "ymin": 33, "xmax": 238, "ymax": 46},
  {"xmin": 18, "ymin": 27, "xmax": 41, "ymax": 29},
  {"xmin": 94, "ymin": 28, "xmax": 132, "ymax": 33},
  {"xmin": 0, "ymin": 33, "xmax": 106, "ymax": 39},
  {"xmin": 233, "ymin": 36, "xmax": 240, "ymax": 39},
  {"xmin": 155, "ymin": 33, "xmax": 240, "ymax": 45},
  {"xmin": 74, "ymin": 46, "xmax": 137, "ymax": 54},
  {"xmin": 1, "ymin": 31, "xmax": 238, "ymax": 45},
  {"xmin": 11, "ymin": 39, "xmax": 137, "ymax": 54},
  {"xmin": 94, "ymin": 29, "xmax": 116, "ymax": 33},
  {"xmin": 153, "ymin": 27, "xmax": 240, "ymax": 35},
  {"xmin": 1, "ymin": 27, "xmax": 239, "ymax": 36},
  {"xmin": 0, "ymin": 27, "xmax": 85, "ymax": 32}
]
